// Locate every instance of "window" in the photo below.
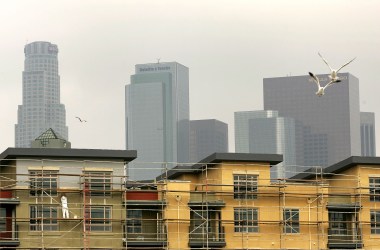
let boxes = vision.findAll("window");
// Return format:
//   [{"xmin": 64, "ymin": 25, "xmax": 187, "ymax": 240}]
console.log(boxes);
[
  {"xmin": 86, "ymin": 206, "xmax": 111, "ymax": 231},
  {"xmin": 234, "ymin": 208, "xmax": 258, "ymax": 233},
  {"xmin": 127, "ymin": 210, "xmax": 142, "ymax": 233},
  {"xmin": 84, "ymin": 171, "xmax": 112, "ymax": 197},
  {"xmin": 29, "ymin": 170, "xmax": 58, "ymax": 197},
  {"xmin": 370, "ymin": 177, "xmax": 380, "ymax": 202},
  {"xmin": 0, "ymin": 208, "xmax": 6, "ymax": 232},
  {"xmin": 234, "ymin": 174, "xmax": 258, "ymax": 199},
  {"xmin": 30, "ymin": 205, "xmax": 58, "ymax": 231},
  {"xmin": 283, "ymin": 209, "xmax": 300, "ymax": 233},
  {"xmin": 371, "ymin": 210, "xmax": 380, "ymax": 234}
]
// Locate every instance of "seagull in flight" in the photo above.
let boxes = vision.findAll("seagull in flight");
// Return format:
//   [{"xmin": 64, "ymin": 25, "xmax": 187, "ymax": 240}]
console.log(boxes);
[
  {"xmin": 318, "ymin": 52, "xmax": 356, "ymax": 81},
  {"xmin": 75, "ymin": 116, "xmax": 87, "ymax": 122},
  {"xmin": 309, "ymin": 72, "xmax": 341, "ymax": 97}
]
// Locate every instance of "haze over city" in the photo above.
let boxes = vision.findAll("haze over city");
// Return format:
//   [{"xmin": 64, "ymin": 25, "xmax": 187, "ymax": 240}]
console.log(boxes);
[{"xmin": 1, "ymin": 0, "xmax": 379, "ymax": 155}]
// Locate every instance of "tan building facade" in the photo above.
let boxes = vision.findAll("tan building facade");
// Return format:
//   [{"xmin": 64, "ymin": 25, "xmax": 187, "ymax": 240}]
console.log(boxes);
[{"xmin": 2, "ymin": 149, "xmax": 380, "ymax": 249}]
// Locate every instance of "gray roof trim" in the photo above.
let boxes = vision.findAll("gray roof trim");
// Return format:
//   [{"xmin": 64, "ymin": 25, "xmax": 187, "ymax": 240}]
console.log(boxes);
[
  {"xmin": 156, "ymin": 152, "xmax": 283, "ymax": 180},
  {"xmin": 291, "ymin": 156, "xmax": 380, "ymax": 180},
  {"xmin": 0, "ymin": 147, "xmax": 137, "ymax": 162}
]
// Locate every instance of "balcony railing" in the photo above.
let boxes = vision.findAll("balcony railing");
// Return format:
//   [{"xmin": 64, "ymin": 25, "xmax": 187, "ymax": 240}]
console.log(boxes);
[
  {"xmin": 0, "ymin": 224, "xmax": 19, "ymax": 246},
  {"xmin": 189, "ymin": 226, "xmax": 226, "ymax": 247},
  {"xmin": 328, "ymin": 228, "xmax": 362, "ymax": 248},
  {"xmin": 124, "ymin": 224, "xmax": 167, "ymax": 246}
]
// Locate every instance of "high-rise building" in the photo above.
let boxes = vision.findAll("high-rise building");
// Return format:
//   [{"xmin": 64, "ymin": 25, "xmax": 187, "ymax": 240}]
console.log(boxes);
[
  {"xmin": 248, "ymin": 116, "xmax": 296, "ymax": 178},
  {"xmin": 234, "ymin": 110, "xmax": 278, "ymax": 153},
  {"xmin": 189, "ymin": 119, "xmax": 228, "ymax": 163},
  {"xmin": 264, "ymin": 73, "xmax": 361, "ymax": 167},
  {"xmin": 361, "ymin": 112, "xmax": 376, "ymax": 156},
  {"xmin": 234, "ymin": 110, "xmax": 296, "ymax": 178},
  {"xmin": 15, "ymin": 41, "xmax": 68, "ymax": 148},
  {"xmin": 125, "ymin": 62, "xmax": 189, "ymax": 180}
]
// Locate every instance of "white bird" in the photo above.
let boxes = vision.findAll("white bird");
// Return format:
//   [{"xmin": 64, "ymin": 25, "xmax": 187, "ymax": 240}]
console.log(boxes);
[
  {"xmin": 309, "ymin": 72, "xmax": 341, "ymax": 97},
  {"xmin": 75, "ymin": 116, "xmax": 87, "ymax": 122},
  {"xmin": 318, "ymin": 52, "xmax": 356, "ymax": 81}
]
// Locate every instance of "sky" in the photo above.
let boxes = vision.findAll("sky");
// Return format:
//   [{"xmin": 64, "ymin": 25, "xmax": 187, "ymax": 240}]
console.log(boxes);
[{"xmin": 1, "ymin": 0, "xmax": 380, "ymax": 155}]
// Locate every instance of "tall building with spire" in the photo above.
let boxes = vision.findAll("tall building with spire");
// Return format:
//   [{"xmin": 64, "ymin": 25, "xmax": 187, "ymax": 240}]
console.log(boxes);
[
  {"xmin": 125, "ymin": 62, "xmax": 189, "ymax": 180},
  {"xmin": 15, "ymin": 41, "xmax": 68, "ymax": 147}
]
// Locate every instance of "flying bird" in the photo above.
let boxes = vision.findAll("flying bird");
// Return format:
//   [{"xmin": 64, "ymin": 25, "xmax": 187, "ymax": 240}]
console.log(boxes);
[
  {"xmin": 75, "ymin": 116, "xmax": 87, "ymax": 122},
  {"xmin": 318, "ymin": 52, "xmax": 356, "ymax": 81},
  {"xmin": 308, "ymin": 72, "xmax": 341, "ymax": 97}
]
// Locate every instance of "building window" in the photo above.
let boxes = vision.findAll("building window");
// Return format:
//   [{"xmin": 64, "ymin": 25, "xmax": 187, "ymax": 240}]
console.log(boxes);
[
  {"xmin": 371, "ymin": 210, "xmax": 380, "ymax": 234},
  {"xmin": 283, "ymin": 208, "xmax": 300, "ymax": 234},
  {"xmin": 86, "ymin": 206, "xmax": 111, "ymax": 231},
  {"xmin": 29, "ymin": 170, "xmax": 58, "ymax": 197},
  {"xmin": 83, "ymin": 171, "xmax": 112, "ymax": 197},
  {"xmin": 30, "ymin": 205, "xmax": 58, "ymax": 231},
  {"xmin": 234, "ymin": 208, "xmax": 258, "ymax": 233},
  {"xmin": 127, "ymin": 210, "xmax": 142, "ymax": 233},
  {"xmin": 234, "ymin": 174, "xmax": 258, "ymax": 199},
  {"xmin": 370, "ymin": 177, "xmax": 380, "ymax": 202},
  {"xmin": 0, "ymin": 208, "xmax": 6, "ymax": 232}
]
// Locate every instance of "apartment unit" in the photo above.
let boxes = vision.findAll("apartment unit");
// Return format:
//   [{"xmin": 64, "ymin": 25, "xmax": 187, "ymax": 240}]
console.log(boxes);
[{"xmin": 3, "ymin": 149, "xmax": 380, "ymax": 249}]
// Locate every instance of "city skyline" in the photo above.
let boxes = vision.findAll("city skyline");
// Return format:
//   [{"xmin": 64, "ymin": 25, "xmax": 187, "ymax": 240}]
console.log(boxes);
[{"xmin": 1, "ymin": 1, "xmax": 380, "ymax": 159}]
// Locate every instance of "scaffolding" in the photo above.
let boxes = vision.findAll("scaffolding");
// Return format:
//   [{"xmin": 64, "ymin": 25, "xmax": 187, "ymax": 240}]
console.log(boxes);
[{"xmin": 0, "ymin": 156, "xmax": 379, "ymax": 249}]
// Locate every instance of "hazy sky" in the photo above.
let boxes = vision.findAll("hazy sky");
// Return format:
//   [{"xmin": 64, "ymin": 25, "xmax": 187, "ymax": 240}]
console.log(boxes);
[{"xmin": 1, "ymin": 0, "xmax": 379, "ymax": 155}]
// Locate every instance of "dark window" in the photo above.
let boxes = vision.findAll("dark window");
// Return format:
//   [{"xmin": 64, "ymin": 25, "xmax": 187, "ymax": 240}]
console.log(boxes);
[
  {"xmin": 234, "ymin": 174, "xmax": 258, "ymax": 199},
  {"xmin": 370, "ymin": 177, "xmax": 380, "ymax": 202},
  {"xmin": 371, "ymin": 210, "xmax": 380, "ymax": 234},
  {"xmin": 29, "ymin": 170, "xmax": 58, "ymax": 197},
  {"xmin": 86, "ymin": 206, "xmax": 111, "ymax": 231},
  {"xmin": 30, "ymin": 205, "xmax": 58, "ymax": 231},
  {"xmin": 83, "ymin": 171, "xmax": 112, "ymax": 197},
  {"xmin": 234, "ymin": 208, "xmax": 258, "ymax": 233},
  {"xmin": 127, "ymin": 210, "xmax": 142, "ymax": 233},
  {"xmin": 283, "ymin": 208, "xmax": 300, "ymax": 233}
]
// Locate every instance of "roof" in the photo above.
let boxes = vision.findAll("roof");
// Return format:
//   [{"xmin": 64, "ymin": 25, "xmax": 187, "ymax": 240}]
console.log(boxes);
[
  {"xmin": 0, "ymin": 147, "xmax": 137, "ymax": 163},
  {"xmin": 156, "ymin": 152, "xmax": 283, "ymax": 180},
  {"xmin": 291, "ymin": 156, "xmax": 380, "ymax": 180}
]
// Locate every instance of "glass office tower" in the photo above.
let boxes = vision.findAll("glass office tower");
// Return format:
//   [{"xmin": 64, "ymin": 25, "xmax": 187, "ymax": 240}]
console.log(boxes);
[
  {"xmin": 264, "ymin": 73, "xmax": 361, "ymax": 167},
  {"xmin": 126, "ymin": 62, "xmax": 189, "ymax": 180},
  {"xmin": 15, "ymin": 41, "xmax": 68, "ymax": 147},
  {"xmin": 360, "ymin": 112, "xmax": 376, "ymax": 156}
]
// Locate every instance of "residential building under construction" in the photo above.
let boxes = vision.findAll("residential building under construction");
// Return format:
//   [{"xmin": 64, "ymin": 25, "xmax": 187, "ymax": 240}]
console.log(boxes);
[{"xmin": 1, "ymin": 147, "xmax": 380, "ymax": 249}]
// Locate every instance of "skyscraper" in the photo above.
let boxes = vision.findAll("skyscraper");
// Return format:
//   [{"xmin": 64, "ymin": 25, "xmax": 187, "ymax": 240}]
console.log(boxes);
[
  {"xmin": 360, "ymin": 112, "xmax": 376, "ymax": 156},
  {"xmin": 264, "ymin": 73, "xmax": 361, "ymax": 167},
  {"xmin": 234, "ymin": 110, "xmax": 278, "ymax": 153},
  {"xmin": 126, "ymin": 62, "xmax": 189, "ymax": 180},
  {"xmin": 235, "ymin": 110, "xmax": 296, "ymax": 178},
  {"xmin": 189, "ymin": 119, "xmax": 228, "ymax": 163},
  {"xmin": 15, "ymin": 41, "xmax": 68, "ymax": 147}
]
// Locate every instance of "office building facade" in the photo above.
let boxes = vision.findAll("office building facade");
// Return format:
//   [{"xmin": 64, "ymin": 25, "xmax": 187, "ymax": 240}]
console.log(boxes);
[
  {"xmin": 189, "ymin": 119, "xmax": 228, "ymax": 163},
  {"xmin": 264, "ymin": 73, "xmax": 361, "ymax": 167},
  {"xmin": 361, "ymin": 112, "xmax": 376, "ymax": 156},
  {"xmin": 15, "ymin": 41, "xmax": 68, "ymax": 148},
  {"xmin": 125, "ymin": 62, "xmax": 189, "ymax": 180}
]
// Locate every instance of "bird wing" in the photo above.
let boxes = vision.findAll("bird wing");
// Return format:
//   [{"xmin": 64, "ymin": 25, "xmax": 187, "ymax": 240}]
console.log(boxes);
[
  {"xmin": 336, "ymin": 57, "xmax": 356, "ymax": 72},
  {"xmin": 75, "ymin": 116, "xmax": 82, "ymax": 122},
  {"xmin": 309, "ymin": 72, "xmax": 320, "ymax": 88},
  {"xmin": 324, "ymin": 79, "xmax": 341, "ymax": 89},
  {"xmin": 318, "ymin": 52, "xmax": 333, "ymax": 71}
]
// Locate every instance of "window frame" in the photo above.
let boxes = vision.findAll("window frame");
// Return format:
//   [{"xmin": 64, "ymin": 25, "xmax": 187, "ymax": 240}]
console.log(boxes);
[
  {"xmin": 126, "ymin": 209, "xmax": 142, "ymax": 233},
  {"xmin": 233, "ymin": 174, "xmax": 258, "ymax": 200},
  {"xmin": 369, "ymin": 177, "xmax": 380, "ymax": 202},
  {"xmin": 86, "ymin": 206, "xmax": 112, "ymax": 232},
  {"xmin": 0, "ymin": 208, "xmax": 6, "ymax": 232},
  {"xmin": 283, "ymin": 208, "xmax": 300, "ymax": 234},
  {"xmin": 29, "ymin": 170, "xmax": 58, "ymax": 197},
  {"xmin": 83, "ymin": 171, "xmax": 112, "ymax": 197},
  {"xmin": 371, "ymin": 210, "xmax": 380, "ymax": 234},
  {"xmin": 234, "ymin": 208, "xmax": 258, "ymax": 233},
  {"xmin": 30, "ymin": 205, "xmax": 58, "ymax": 231}
]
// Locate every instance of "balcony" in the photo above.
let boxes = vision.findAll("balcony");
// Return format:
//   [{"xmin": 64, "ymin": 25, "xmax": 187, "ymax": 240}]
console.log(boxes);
[
  {"xmin": 125, "ymin": 190, "xmax": 166, "ymax": 207},
  {"xmin": 124, "ymin": 224, "xmax": 167, "ymax": 248},
  {"xmin": 0, "ymin": 224, "xmax": 20, "ymax": 247},
  {"xmin": 327, "ymin": 228, "xmax": 363, "ymax": 249},
  {"xmin": 188, "ymin": 192, "xmax": 225, "ymax": 207},
  {"xmin": 188, "ymin": 226, "xmax": 226, "ymax": 248},
  {"xmin": 0, "ymin": 191, "xmax": 20, "ymax": 205}
]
